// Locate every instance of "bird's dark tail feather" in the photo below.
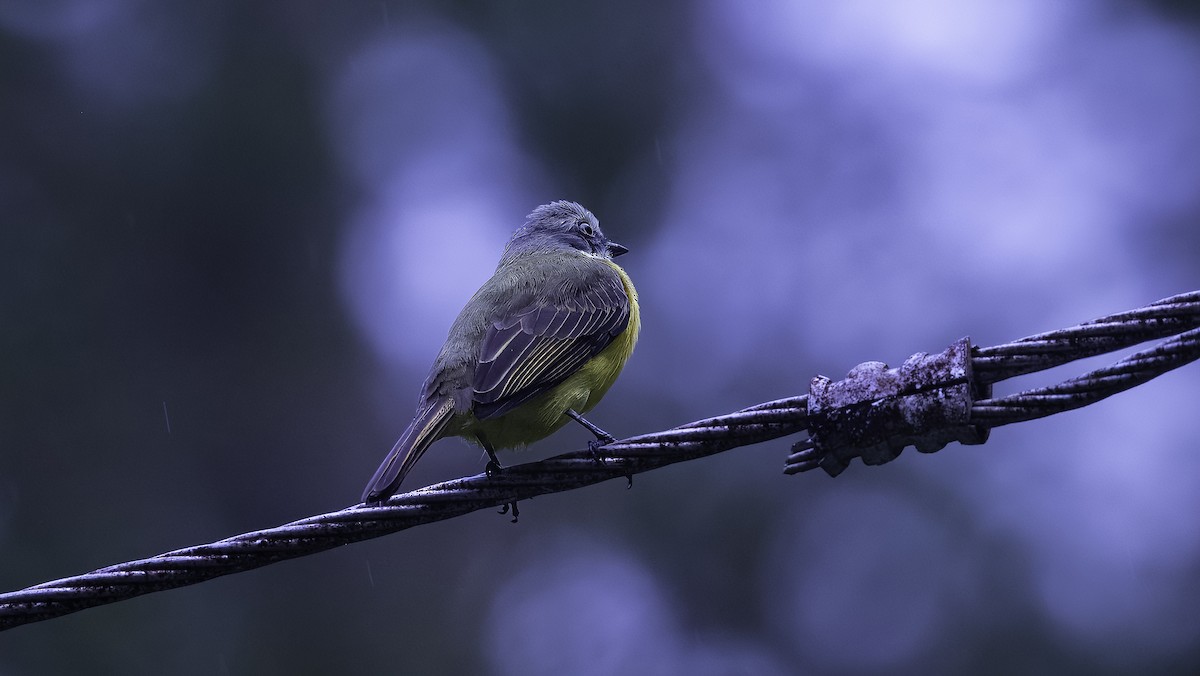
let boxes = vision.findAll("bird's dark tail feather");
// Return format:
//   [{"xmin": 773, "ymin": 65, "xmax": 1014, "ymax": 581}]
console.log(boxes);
[{"xmin": 361, "ymin": 399, "xmax": 455, "ymax": 503}]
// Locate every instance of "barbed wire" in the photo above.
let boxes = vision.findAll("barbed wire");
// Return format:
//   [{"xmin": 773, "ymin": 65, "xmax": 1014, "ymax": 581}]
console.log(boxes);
[
  {"xmin": 2, "ymin": 290, "xmax": 1197, "ymax": 632},
  {"xmin": 972, "ymin": 291, "xmax": 1200, "ymax": 383},
  {"xmin": 973, "ymin": 325, "xmax": 1200, "ymax": 426},
  {"xmin": 0, "ymin": 398, "xmax": 809, "ymax": 631}
]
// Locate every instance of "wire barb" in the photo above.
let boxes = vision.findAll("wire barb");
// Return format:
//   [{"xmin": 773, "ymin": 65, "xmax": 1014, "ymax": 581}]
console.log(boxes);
[
  {"xmin": 787, "ymin": 291, "xmax": 1200, "ymax": 477},
  {"xmin": 796, "ymin": 337, "xmax": 991, "ymax": 477}
]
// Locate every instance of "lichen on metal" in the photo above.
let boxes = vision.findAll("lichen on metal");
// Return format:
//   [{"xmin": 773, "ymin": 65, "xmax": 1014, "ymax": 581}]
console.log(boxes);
[{"xmin": 791, "ymin": 337, "xmax": 991, "ymax": 477}]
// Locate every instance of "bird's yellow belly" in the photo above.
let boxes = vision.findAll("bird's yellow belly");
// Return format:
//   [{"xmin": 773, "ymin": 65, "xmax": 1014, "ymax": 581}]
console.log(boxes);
[{"xmin": 465, "ymin": 260, "xmax": 640, "ymax": 451}]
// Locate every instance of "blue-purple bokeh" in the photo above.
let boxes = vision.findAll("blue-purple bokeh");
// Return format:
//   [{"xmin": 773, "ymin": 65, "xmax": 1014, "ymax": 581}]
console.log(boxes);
[{"xmin": 2, "ymin": 1, "xmax": 1199, "ymax": 673}]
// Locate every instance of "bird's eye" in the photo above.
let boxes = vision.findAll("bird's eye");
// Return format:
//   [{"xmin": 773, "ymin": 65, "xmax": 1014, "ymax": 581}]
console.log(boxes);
[{"xmin": 578, "ymin": 221, "xmax": 595, "ymax": 237}]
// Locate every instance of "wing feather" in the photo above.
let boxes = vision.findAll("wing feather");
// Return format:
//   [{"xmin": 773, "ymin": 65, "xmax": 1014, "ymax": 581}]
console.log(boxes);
[{"xmin": 472, "ymin": 264, "xmax": 630, "ymax": 421}]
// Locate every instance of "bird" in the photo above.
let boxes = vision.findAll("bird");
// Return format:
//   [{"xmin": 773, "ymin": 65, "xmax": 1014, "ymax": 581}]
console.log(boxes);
[{"xmin": 361, "ymin": 200, "xmax": 640, "ymax": 504}]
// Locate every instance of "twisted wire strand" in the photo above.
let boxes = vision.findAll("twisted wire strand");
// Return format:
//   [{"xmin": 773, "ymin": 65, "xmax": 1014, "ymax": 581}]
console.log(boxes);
[
  {"xmin": 3, "ymin": 292, "xmax": 1199, "ymax": 632},
  {"xmin": 971, "ymin": 325, "xmax": 1200, "ymax": 426},
  {"xmin": 0, "ymin": 397, "xmax": 809, "ymax": 631},
  {"xmin": 972, "ymin": 291, "xmax": 1200, "ymax": 384}
]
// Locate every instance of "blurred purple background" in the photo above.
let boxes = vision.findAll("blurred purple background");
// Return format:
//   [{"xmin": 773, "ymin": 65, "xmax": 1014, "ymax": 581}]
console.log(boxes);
[{"xmin": 3, "ymin": 1, "xmax": 1200, "ymax": 673}]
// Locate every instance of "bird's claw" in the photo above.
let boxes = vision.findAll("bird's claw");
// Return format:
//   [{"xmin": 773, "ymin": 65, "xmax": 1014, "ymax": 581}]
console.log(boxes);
[
  {"xmin": 587, "ymin": 439, "xmax": 608, "ymax": 466},
  {"xmin": 498, "ymin": 500, "xmax": 520, "ymax": 523},
  {"xmin": 485, "ymin": 459, "xmax": 503, "ymax": 477}
]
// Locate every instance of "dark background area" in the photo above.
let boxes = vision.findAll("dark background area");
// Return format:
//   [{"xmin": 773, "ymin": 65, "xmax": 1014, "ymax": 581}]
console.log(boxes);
[{"xmin": 3, "ymin": 1, "xmax": 1200, "ymax": 674}]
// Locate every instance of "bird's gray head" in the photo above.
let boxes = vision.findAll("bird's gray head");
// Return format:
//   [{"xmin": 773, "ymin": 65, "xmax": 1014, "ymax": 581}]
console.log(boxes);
[{"xmin": 500, "ymin": 201, "xmax": 628, "ymax": 265}]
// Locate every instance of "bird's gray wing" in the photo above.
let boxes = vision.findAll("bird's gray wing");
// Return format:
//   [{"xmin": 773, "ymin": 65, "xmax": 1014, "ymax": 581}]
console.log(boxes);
[{"xmin": 471, "ymin": 267, "xmax": 629, "ymax": 420}]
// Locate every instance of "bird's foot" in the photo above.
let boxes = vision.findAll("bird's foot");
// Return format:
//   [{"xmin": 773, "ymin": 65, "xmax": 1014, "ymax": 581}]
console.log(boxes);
[
  {"xmin": 485, "ymin": 459, "xmax": 503, "ymax": 477},
  {"xmin": 498, "ymin": 500, "xmax": 520, "ymax": 523},
  {"xmin": 587, "ymin": 439, "xmax": 608, "ymax": 466}
]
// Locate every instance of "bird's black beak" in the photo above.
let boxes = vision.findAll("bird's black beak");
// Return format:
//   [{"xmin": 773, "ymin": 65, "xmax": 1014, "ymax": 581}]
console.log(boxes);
[{"xmin": 607, "ymin": 241, "xmax": 629, "ymax": 257}]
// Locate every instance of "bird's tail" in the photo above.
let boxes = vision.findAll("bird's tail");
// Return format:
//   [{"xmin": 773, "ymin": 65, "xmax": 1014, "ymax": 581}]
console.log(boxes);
[{"xmin": 361, "ymin": 399, "xmax": 455, "ymax": 503}]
